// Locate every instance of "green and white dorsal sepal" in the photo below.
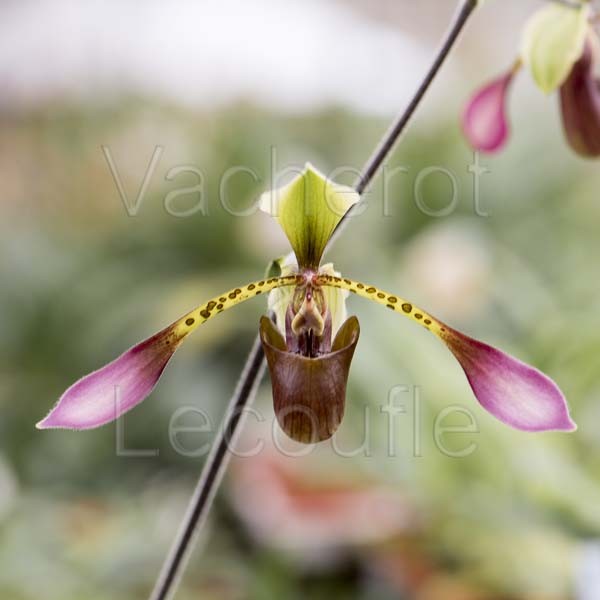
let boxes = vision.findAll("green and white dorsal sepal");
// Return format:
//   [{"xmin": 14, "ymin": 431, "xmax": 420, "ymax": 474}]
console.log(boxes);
[{"xmin": 259, "ymin": 163, "xmax": 359, "ymax": 270}]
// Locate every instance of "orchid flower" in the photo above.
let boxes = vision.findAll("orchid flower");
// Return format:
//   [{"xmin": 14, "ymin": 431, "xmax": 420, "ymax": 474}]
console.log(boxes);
[
  {"xmin": 463, "ymin": 2, "xmax": 600, "ymax": 158},
  {"xmin": 37, "ymin": 165, "xmax": 576, "ymax": 442}
]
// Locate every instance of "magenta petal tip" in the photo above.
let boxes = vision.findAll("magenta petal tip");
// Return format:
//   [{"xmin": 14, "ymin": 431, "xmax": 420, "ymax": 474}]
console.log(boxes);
[
  {"xmin": 462, "ymin": 69, "xmax": 516, "ymax": 154},
  {"xmin": 443, "ymin": 328, "xmax": 576, "ymax": 433},
  {"xmin": 37, "ymin": 326, "xmax": 179, "ymax": 430}
]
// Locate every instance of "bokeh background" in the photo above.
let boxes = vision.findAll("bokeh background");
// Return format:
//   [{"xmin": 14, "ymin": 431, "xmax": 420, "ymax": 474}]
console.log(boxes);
[{"xmin": 2, "ymin": 0, "xmax": 600, "ymax": 598}]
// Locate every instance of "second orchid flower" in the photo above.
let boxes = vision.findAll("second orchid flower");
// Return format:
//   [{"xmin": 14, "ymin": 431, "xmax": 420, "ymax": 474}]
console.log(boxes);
[{"xmin": 463, "ymin": 1, "xmax": 600, "ymax": 158}]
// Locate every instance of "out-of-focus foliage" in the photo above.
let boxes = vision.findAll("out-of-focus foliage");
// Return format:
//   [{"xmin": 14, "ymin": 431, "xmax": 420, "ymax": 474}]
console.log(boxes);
[{"xmin": 1, "ymin": 94, "xmax": 600, "ymax": 600}]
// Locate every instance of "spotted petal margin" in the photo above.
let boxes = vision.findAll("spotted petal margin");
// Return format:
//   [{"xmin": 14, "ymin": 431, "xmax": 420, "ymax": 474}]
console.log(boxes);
[
  {"xmin": 317, "ymin": 275, "xmax": 577, "ymax": 433},
  {"xmin": 37, "ymin": 276, "xmax": 301, "ymax": 430}
]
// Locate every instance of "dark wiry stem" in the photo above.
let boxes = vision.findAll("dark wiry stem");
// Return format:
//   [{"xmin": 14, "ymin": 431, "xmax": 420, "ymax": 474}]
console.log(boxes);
[
  {"xmin": 333, "ymin": 0, "xmax": 478, "ymax": 239},
  {"xmin": 148, "ymin": 2, "xmax": 478, "ymax": 599}
]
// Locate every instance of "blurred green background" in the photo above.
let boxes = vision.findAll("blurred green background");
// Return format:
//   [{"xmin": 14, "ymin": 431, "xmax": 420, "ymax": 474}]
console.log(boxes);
[{"xmin": 2, "ymin": 1, "xmax": 600, "ymax": 599}]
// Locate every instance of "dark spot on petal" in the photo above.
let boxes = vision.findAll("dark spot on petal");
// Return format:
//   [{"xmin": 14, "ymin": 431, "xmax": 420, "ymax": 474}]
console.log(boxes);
[
  {"xmin": 248, "ymin": 284, "xmax": 256, "ymax": 290},
  {"xmin": 256, "ymin": 290, "xmax": 262, "ymax": 295},
  {"xmin": 228, "ymin": 292, "xmax": 237, "ymax": 299},
  {"xmin": 343, "ymin": 278, "xmax": 351, "ymax": 285},
  {"xmin": 424, "ymin": 319, "xmax": 431, "ymax": 325},
  {"xmin": 258, "ymin": 281, "xmax": 265, "ymax": 286},
  {"xmin": 200, "ymin": 310, "xmax": 211, "ymax": 319},
  {"xmin": 219, "ymin": 297, "xmax": 227, "ymax": 303},
  {"xmin": 377, "ymin": 292, "xmax": 385, "ymax": 299},
  {"xmin": 216, "ymin": 303, "xmax": 224, "ymax": 310},
  {"xmin": 402, "ymin": 303, "xmax": 412, "ymax": 313},
  {"xmin": 386, "ymin": 304, "xmax": 395, "ymax": 310},
  {"xmin": 185, "ymin": 318, "xmax": 195, "ymax": 326},
  {"xmin": 207, "ymin": 301, "xmax": 217, "ymax": 310},
  {"xmin": 415, "ymin": 313, "xmax": 423, "ymax": 320},
  {"xmin": 366, "ymin": 287, "xmax": 376, "ymax": 294},
  {"xmin": 388, "ymin": 296, "xmax": 397, "ymax": 304}
]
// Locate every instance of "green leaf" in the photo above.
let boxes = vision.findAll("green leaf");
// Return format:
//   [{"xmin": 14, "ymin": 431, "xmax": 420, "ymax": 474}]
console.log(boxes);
[
  {"xmin": 521, "ymin": 2, "xmax": 590, "ymax": 94},
  {"xmin": 259, "ymin": 163, "xmax": 359, "ymax": 269}
]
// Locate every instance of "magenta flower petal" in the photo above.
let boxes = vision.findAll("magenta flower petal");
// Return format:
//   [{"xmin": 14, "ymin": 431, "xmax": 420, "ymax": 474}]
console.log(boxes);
[
  {"xmin": 37, "ymin": 325, "xmax": 179, "ymax": 430},
  {"xmin": 443, "ymin": 327, "xmax": 576, "ymax": 432},
  {"xmin": 462, "ymin": 68, "xmax": 517, "ymax": 153}
]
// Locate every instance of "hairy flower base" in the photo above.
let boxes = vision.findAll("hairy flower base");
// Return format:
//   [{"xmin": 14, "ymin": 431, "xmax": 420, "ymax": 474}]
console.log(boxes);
[{"xmin": 260, "ymin": 315, "xmax": 359, "ymax": 443}]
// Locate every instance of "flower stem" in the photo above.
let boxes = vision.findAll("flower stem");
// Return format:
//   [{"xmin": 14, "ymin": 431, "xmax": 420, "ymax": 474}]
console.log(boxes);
[
  {"xmin": 351, "ymin": 0, "xmax": 478, "ymax": 197},
  {"xmin": 148, "ymin": 2, "xmax": 478, "ymax": 599},
  {"xmin": 148, "ymin": 335, "xmax": 266, "ymax": 600}
]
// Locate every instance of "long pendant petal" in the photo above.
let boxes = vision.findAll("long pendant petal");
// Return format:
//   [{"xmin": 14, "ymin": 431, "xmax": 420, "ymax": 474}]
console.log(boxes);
[
  {"xmin": 37, "ymin": 275, "xmax": 301, "ymax": 430},
  {"xmin": 317, "ymin": 275, "xmax": 576, "ymax": 433}
]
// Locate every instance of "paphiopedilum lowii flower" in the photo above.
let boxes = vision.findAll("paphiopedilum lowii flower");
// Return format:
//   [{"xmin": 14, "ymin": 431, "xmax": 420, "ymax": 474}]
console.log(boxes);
[
  {"xmin": 462, "ymin": 2, "xmax": 600, "ymax": 158},
  {"xmin": 37, "ymin": 164, "xmax": 576, "ymax": 442}
]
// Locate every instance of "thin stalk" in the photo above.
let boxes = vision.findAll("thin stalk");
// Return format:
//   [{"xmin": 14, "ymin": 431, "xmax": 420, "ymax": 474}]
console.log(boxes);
[
  {"xmin": 148, "ymin": 2, "xmax": 478, "ymax": 599},
  {"xmin": 149, "ymin": 335, "xmax": 266, "ymax": 600},
  {"xmin": 330, "ymin": 0, "xmax": 477, "ymax": 243}
]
